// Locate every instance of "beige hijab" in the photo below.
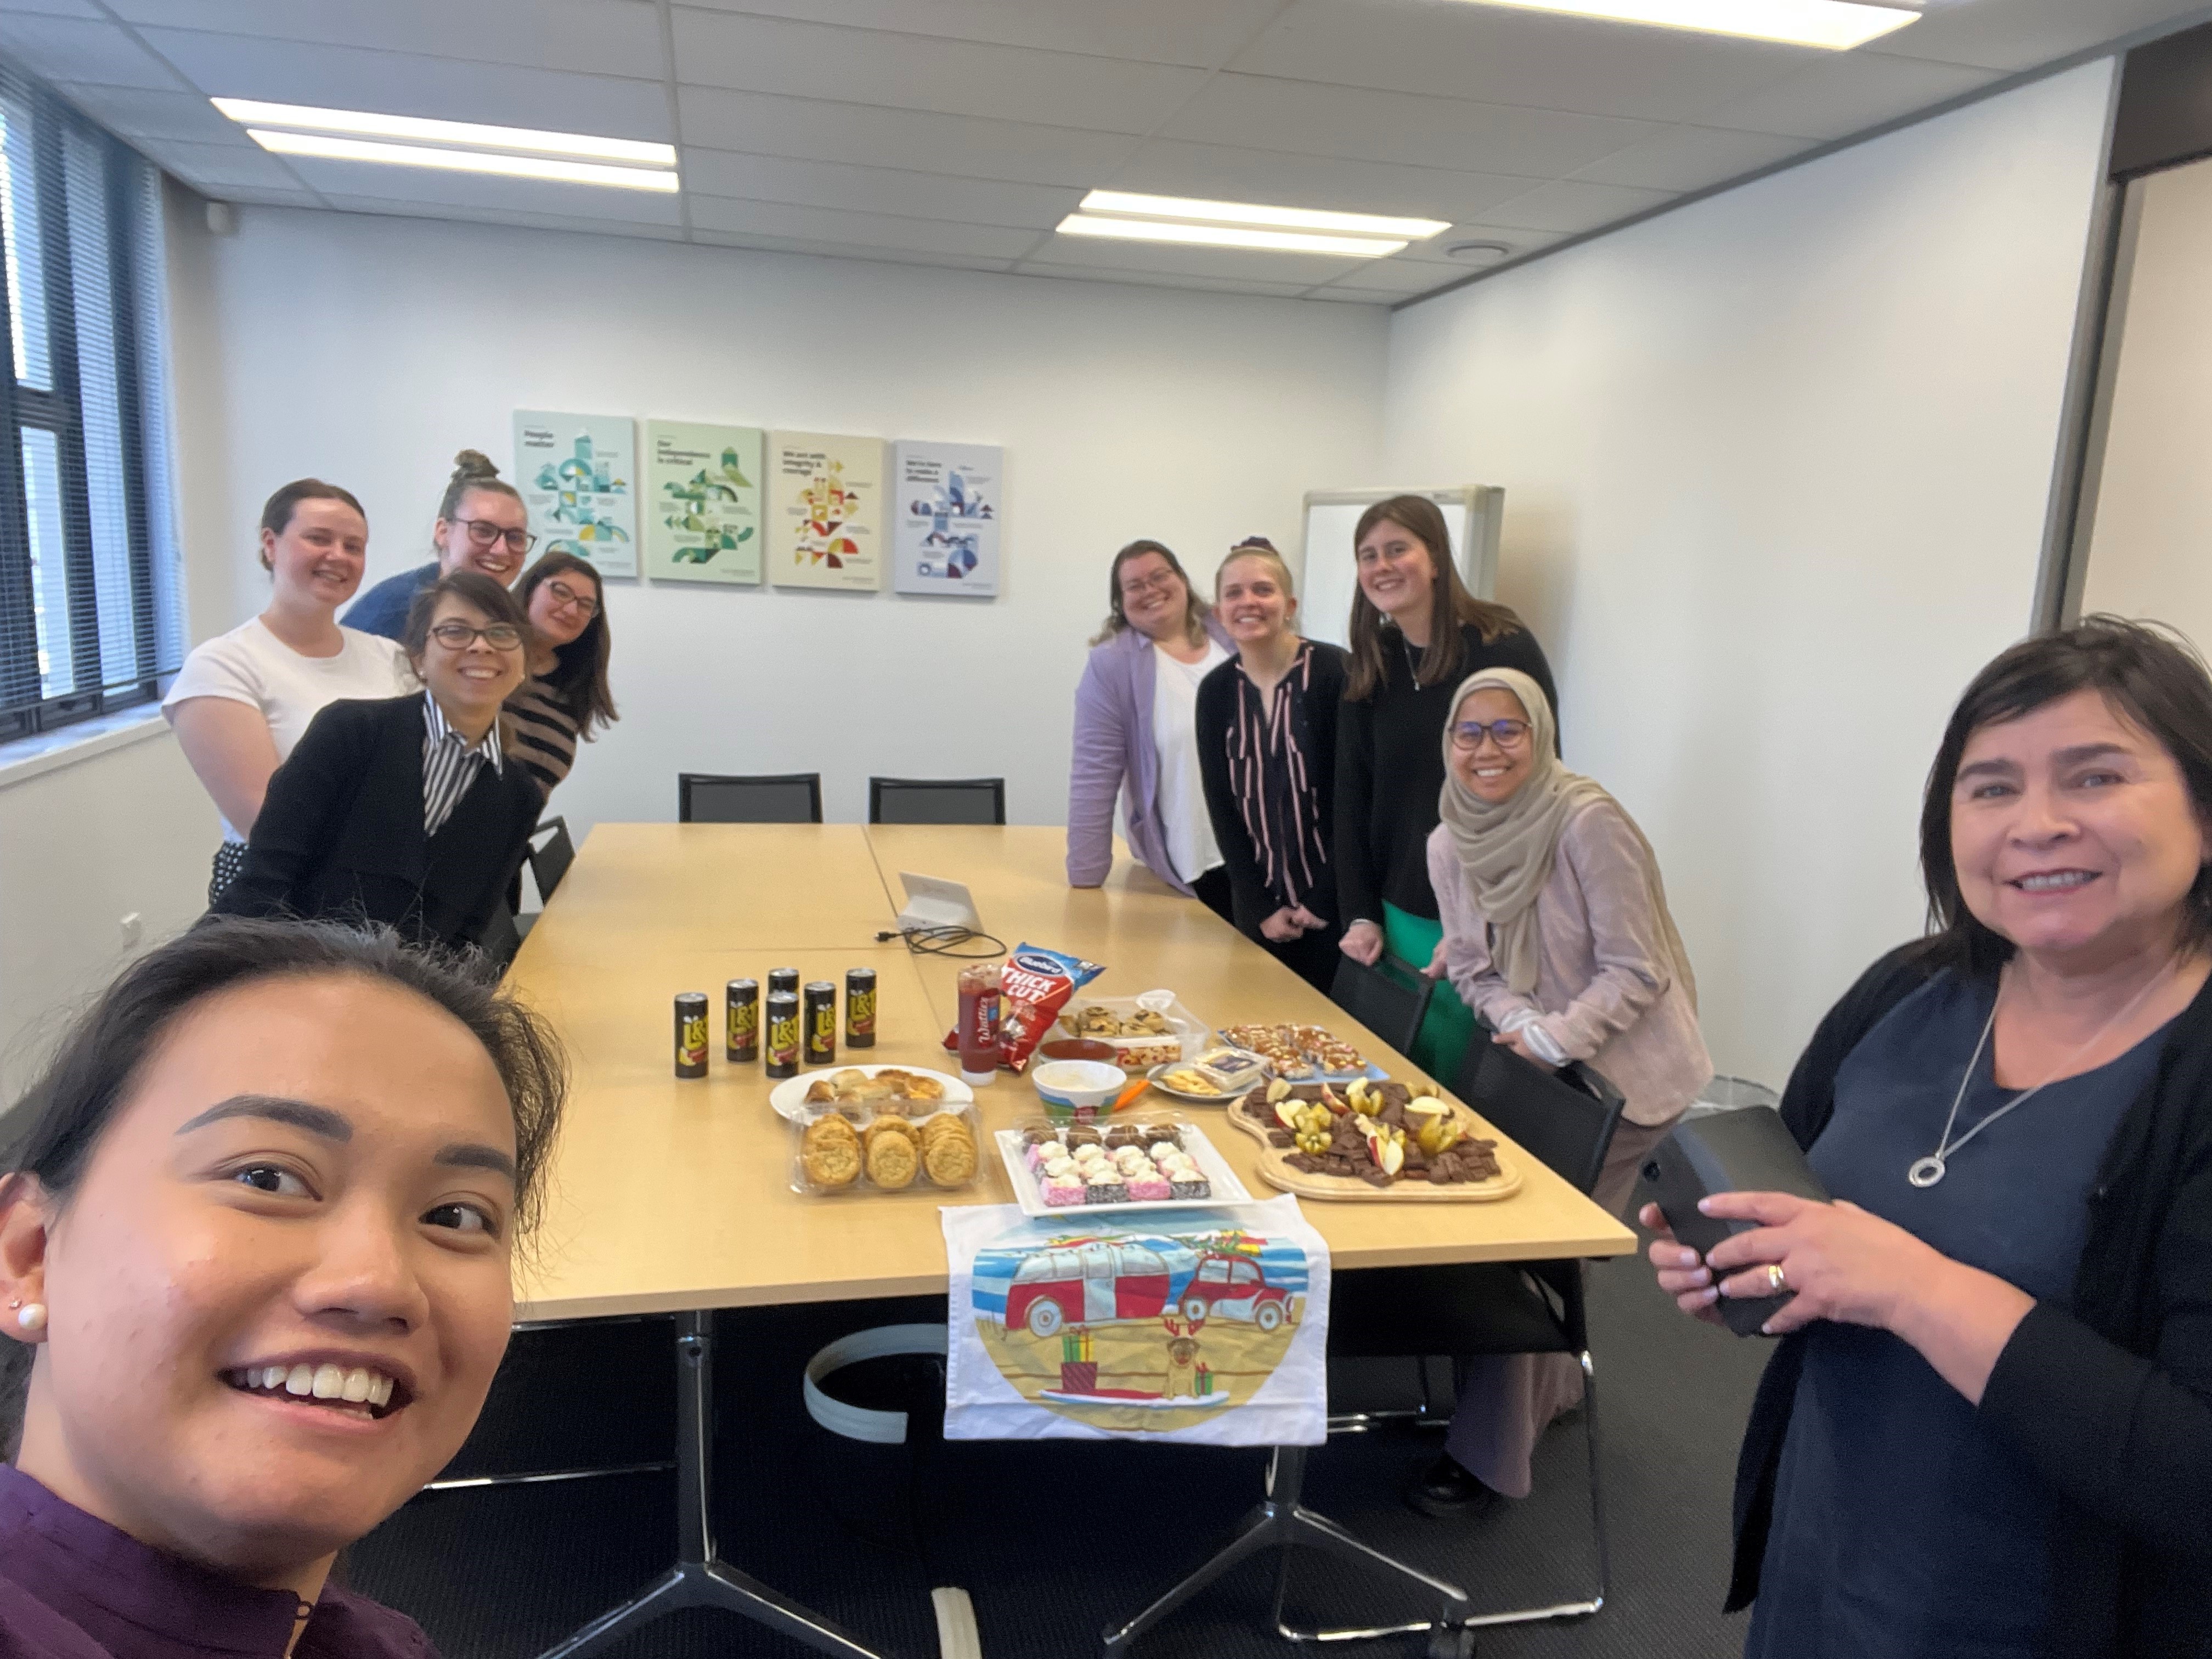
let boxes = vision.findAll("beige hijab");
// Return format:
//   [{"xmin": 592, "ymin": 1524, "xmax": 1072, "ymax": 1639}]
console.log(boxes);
[{"xmin": 1437, "ymin": 667, "xmax": 1696, "ymax": 1005}]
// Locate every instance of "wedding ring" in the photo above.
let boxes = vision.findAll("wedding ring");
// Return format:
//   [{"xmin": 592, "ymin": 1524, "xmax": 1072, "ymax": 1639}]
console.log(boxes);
[{"xmin": 1767, "ymin": 1263, "xmax": 1788, "ymax": 1295}]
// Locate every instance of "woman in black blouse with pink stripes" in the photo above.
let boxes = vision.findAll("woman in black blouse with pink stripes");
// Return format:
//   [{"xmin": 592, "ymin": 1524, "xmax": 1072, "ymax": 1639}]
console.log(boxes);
[{"xmin": 1196, "ymin": 539, "xmax": 1350, "ymax": 992}]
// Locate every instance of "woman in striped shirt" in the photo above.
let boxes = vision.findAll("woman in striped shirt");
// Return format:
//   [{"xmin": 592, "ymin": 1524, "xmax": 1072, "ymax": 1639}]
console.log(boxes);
[
  {"xmin": 1195, "ymin": 539, "xmax": 1349, "ymax": 992},
  {"xmin": 507, "ymin": 552, "xmax": 619, "ymax": 798}
]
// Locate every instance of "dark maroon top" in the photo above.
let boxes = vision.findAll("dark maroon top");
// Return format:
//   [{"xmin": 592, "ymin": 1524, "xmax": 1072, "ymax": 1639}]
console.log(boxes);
[{"xmin": 0, "ymin": 1465, "xmax": 436, "ymax": 1657}]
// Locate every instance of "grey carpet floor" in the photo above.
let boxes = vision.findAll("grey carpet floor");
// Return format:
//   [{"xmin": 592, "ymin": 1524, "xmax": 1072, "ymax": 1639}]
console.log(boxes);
[{"xmin": 348, "ymin": 1241, "xmax": 1770, "ymax": 1658}]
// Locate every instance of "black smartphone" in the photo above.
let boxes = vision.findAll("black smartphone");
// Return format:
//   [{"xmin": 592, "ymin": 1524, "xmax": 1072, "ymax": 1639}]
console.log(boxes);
[{"xmin": 1641, "ymin": 1107, "xmax": 1829, "ymax": 1338}]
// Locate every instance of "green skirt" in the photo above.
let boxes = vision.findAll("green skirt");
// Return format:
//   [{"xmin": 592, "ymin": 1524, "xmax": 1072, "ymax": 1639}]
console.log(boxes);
[{"xmin": 1383, "ymin": 902, "xmax": 1479, "ymax": 1086}]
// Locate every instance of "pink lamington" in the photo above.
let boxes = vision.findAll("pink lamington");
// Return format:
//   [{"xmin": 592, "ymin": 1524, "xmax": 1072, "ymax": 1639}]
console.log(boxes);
[
  {"xmin": 1127, "ymin": 1173, "xmax": 1171, "ymax": 1200},
  {"xmin": 1041, "ymin": 1174, "xmax": 1086, "ymax": 1206}
]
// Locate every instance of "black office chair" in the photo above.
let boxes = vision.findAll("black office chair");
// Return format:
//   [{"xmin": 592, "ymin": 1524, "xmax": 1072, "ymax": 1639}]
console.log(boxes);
[
  {"xmin": 479, "ymin": 902, "xmax": 524, "ymax": 973},
  {"xmin": 677, "ymin": 772, "xmax": 822, "ymax": 824},
  {"xmin": 1308, "ymin": 1039, "xmax": 1628, "ymax": 1643},
  {"xmin": 867, "ymin": 775, "xmax": 1005, "ymax": 825},
  {"xmin": 529, "ymin": 816, "xmax": 576, "ymax": 902},
  {"xmin": 1328, "ymin": 951, "xmax": 1436, "ymax": 1063}
]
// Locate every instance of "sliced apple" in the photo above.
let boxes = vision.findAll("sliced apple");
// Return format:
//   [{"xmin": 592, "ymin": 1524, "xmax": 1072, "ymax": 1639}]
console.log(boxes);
[
  {"xmin": 1274, "ymin": 1098, "xmax": 1303, "ymax": 1131},
  {"xmin": 1367, "ymin": 1132, "xmax": 1404, "ymax": 1177}
]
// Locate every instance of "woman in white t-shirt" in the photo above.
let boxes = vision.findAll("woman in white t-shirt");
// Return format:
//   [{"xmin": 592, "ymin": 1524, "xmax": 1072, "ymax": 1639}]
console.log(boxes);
[{"xmin": 163, "ymin": 479, "xmax": 410, "ymax": 903}]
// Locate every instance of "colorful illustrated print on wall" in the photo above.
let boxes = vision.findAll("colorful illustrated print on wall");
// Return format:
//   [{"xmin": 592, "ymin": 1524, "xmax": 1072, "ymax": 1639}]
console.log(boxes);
[
  {"xmin": 769, "ymin": 431, "xmax": 882, "ymax": 591},
  {"xmin": 644, "ymin": 421, "xmax": 764, "ymax": 584},
  {"xmin": 970, "ymin": 1225, "xmax": 1307, "ymax": 1434},
  {"xmin": 514, "ymin": 411, "xmax": 639, "ymax": 578},
  {"xmin": 893, "ymin": 441, "xmax": 1001, "ymax": 597}
]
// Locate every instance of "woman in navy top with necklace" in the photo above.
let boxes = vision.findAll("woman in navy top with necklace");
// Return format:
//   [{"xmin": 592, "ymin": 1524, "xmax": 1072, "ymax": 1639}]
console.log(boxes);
[{"xmin": 1647, "ymin": 618, "xmax": 2212, "ymax": 1657}]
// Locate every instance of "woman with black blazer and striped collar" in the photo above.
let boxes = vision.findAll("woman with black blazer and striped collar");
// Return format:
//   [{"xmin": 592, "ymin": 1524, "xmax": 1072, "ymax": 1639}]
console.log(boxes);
[{"xmin": 215, "ymin": 569, "xmax": 543, "ymax": 956}]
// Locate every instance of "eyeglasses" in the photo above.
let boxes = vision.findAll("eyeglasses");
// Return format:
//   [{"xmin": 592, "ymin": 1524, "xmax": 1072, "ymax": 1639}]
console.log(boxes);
[
  {"xmin": 1121, "ymin": 571, "xmax": 1181, "ymax": 600},
  {"xmin": 455, "ymin": 517, "xmax": 537, "ymax": 555},
  {"xmin": 544, "ymin": 577, "xmax": 599, "ymax": 618},
  {"xmin": 1449, "ymin": 718, "xmax": 1531, "ymax": 751},
  {"xmin": 430, "ymin": 620, "xmax": 524, "ymax": 651}
]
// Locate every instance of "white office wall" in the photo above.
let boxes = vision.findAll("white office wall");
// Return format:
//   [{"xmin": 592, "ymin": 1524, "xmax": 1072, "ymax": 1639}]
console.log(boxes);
[
  {"xmin": 2079, "ymin": 157, "xmax": 2212, "ymax": 644},
  {"xmin": 1384, "ymin": 62, "xmax": 2117, "ymax": 1088},
  {"xmin": 179, "ymin": 210, "xmax": 1387, "ymax": 834}
]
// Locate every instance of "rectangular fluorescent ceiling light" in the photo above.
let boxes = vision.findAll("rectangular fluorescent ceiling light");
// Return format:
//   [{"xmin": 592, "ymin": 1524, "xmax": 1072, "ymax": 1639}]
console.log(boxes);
[
  {"xmin": 1460, "ymin": 0, "xmax": 1918, "ymax": 49},
  {"xmin": 212, "ymin": 99, "xmax": 677, "ymax": 189},
  {"xmin": 1080, "ymin": 190, "xmax": 1448, "ymax": 240},
  {"xmin": 1057, "ymin": 216, "xmax": 1406, "ymax": 257}
]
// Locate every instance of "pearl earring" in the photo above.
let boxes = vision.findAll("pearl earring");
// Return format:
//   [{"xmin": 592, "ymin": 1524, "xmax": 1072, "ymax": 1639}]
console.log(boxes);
[{"xmin": 14, "ymin": 1303, "xmax": 44, "ymax": 1333}]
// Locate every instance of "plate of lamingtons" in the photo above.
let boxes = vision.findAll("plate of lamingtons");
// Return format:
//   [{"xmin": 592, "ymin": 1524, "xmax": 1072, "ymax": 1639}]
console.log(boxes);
[
  {"xmin": 1228, "ymin": 1076, "xmax": 1521, "ymax": 1203},
  {"xmin": 769, "ymin": 1064, "xmax": 972, "ymax": 1124}
]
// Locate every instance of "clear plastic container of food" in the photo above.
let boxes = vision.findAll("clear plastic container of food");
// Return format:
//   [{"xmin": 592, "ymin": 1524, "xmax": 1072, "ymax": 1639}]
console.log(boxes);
[
  {"xmin": 1000, "ymin": 1112, "xmax": 1227, "ymax": 1211},
  {"xmin": 790, "ymin": 1099, "xmax": 984, "ymax": 1197},
  {"xmin": 1057, "ymin": 990, "xmax": 1206, "ymax": 1070}
]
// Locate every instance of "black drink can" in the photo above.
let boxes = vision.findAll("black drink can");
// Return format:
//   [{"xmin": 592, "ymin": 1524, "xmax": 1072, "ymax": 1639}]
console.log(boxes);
[
  {"xmin": 803, "ymin": 980, "xmax": 837, "ymax": 1068},
  {"xmin": 768, "ymin": 966, "xmax": 800, "ymax": 999},
  {"xmin": 765, "ymin": 991, "xmax": 802, "ymax": 1078},
  {"xmin": 845, "ymin": 967, "xmax": 877, "ymax": 1049},
  {"xmin": 674, "ymin": 993, "xmax": 709, "ymax": 1079},
  {"xmin": 726, "ymin": 978, "xmax": 759, "ymax": 1063}
]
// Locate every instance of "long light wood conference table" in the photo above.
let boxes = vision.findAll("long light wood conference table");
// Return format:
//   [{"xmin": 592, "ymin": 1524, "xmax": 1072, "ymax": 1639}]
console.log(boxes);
[{"xmin": 507, "ymin": 823, "xmax": 1635, "ymax": 1658}]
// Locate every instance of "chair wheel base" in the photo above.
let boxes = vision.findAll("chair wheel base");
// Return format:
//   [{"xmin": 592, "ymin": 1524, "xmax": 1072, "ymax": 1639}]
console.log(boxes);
[{"xmin": 1426, "ymin": 1624, "xmax": 1476, "ymax": 1659}]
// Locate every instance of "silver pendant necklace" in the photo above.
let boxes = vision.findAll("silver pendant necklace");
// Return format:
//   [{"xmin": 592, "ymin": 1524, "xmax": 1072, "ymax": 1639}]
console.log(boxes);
[{"xmin": 1908, "ymin": 961, "xmax": 2174, "ymax": 1188}]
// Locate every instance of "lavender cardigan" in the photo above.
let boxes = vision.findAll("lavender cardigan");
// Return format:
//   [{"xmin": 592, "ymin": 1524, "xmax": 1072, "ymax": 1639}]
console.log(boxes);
[{"xmin": 1066, "ymin": 614, "xmax": 1233, "ymax": 893}]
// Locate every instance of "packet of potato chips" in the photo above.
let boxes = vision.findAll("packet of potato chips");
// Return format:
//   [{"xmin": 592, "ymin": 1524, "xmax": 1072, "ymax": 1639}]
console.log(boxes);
[{"xmin": 942, "ymin": 943, "xmax": 1105, "ymax": 1073}]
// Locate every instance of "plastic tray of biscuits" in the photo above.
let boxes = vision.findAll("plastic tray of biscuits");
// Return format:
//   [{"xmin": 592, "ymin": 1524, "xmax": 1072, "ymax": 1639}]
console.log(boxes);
[{"xmin": 791, "ymin": 1092, "xmax": 983, "ymax": 1197}]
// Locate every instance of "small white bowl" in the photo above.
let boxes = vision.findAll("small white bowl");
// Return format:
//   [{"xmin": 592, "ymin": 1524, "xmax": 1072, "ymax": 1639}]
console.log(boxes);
[{"xmin": 1031, "ymin": 1059, "xmax": 1127, "ymax": 1113}]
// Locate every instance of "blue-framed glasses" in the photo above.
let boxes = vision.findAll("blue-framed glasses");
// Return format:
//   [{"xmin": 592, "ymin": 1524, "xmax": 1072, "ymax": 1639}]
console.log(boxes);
[{"xmin": 1449, "ymin": 718, "xmax": 1531, "ymax": 751}]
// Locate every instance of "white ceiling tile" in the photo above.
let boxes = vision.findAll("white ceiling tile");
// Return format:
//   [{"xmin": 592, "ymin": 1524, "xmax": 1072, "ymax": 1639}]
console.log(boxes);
[
  {"xmin": 138, "ymin": 29, "xmax": 673, "ymax": 140},
  {"xmin": 1019, "ymin": 262, "xmax": 1317, "ymax": 298},
  {"xmin": 138, "ymin": 137, "xmax": 305, "ymax": 190},
  {"xmin": 1450, "ymin": 176, "xmax": 1674, "ymax": 234},
  {"xmin": 1318, "ymin": 258, "xmax": 1461, "ymax": 294},
  {"xmin": 106, "ymin": 0, "xmax": 666, "ymax": 80},
  {"xmin": 1303, "ymin": 286, "xmax": 1392, "ymax": 303},
  {"xmin": 677, "ymin": 86, "xmax": 1139, "ymax": 186},
  {"xmin": 1389, "ymin": 220, "xmax": 1566, "ymax": 266},
  {"xmin": 52, "ymin": 83, "xmax": 242, "ymax": 143},
  {"xmin": 1695, "ymin": 46, "xmax": 2002, "ymax": 141},
  {"xmin": 1571, "ymin": 123, "xmax": 1816, "ymax": 191},
  {"xmin": 687, "ymin": 194, "xmax": 1042, "ymax": 257},
  {"xmin": 1232, "ymin": 0, "xmax": 1818, "ymax": 123},
  {"xmin": 1159, "ymin": 74, "xmax": 1657, "ymax": 175},
  {"xmin": 1108, "ymin": 138, "xmax": 1537, "ymax": 223},
  {"xmin": 670, "ymin": 10, "xmax": 1206, "ymax": 133},
  {"xmin": 683, "ymin": 148, "xmax": 1075, "ymax": 229},
  {"xmin": 318, "ymin": 194, "xmax": 690, "ymax": 239},
  {"xmin": 689, "ymin": 227, "xmax": 1017, "ymax": 273},
  {"xmin": 0, "ymin": 15, "xmax": 184, "ymax": 90},
  {"xmin": 275, "ymin": 157, "xmax": 686, "ymax": 223},
  {"xmin": 672, "ymin": 0, "xmax": 1285, "ymax": 67},
  {"xmin": 1872, "ymin": 0, "xmax": 2205, "ymax": 72},
  {"xmin": 1020, "ymin": 230, "xmax": 1370, "ymax": 287}
]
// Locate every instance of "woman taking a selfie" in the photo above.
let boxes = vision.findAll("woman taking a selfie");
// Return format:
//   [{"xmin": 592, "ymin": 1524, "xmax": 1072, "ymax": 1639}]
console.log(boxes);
[
  {"xmin": 1649, "ymin": 618, "xmax": 2212, "ymax": 1657},
  {"xmin": 0, "ymin": 917, "xmax": 565, "ymax": 1655}
]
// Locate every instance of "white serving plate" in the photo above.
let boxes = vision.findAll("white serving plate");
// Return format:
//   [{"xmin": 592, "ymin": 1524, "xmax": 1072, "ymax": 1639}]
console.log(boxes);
[
  {"xmin": 769, "ymin": 1064, "xmax": 973, "ymax": 1124},
  {"xmin": 994, "ymin": 1123, "xmax": 1253, "ymax": 1219},
  {"xmin": 1146, "ymin": 1061, "xmax": 1260, "ymax": 1105}
]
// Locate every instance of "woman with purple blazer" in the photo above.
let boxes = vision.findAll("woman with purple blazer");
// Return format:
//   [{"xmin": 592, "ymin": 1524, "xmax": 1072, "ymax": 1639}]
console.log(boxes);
[{"xmin": 1066, "ymin": 539, "xmax": 1235, "ymax": 920}]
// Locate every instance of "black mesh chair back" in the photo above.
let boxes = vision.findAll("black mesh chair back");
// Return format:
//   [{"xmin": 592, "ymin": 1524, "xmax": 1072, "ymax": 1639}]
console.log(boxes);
[
  {"xmin": 529, "ymin": 817, "xmax": 575, "ymax": 901},
  {"xmin": 678, "ymin": 772, "xmax": 822, "ymax": 824},
  {"xmin": 479, "ymin": 902, "xmax": 523, "ymax": 972},
  {"xmin": 1327, "ymin": 952, "xmax": 1435, "ymax": 1063},
  {"xmin": 867, "ymin": 776, "xmax": 1005, "ymax": 825},
  {"xmin": 1452, "ymin": 1036, "xmax": 1627, "ymax": 1198}
]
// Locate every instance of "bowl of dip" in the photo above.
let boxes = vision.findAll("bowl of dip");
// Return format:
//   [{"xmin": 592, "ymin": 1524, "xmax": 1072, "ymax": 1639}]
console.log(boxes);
[{"xmin": 1031, "ymin": 1059, "xmax": 1128, "ymax": 1113}]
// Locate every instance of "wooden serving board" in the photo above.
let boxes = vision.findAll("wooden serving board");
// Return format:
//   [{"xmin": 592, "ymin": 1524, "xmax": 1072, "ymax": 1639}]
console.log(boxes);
[{"xmin": 1225, "ymin": 1097, "xmax": 1523, "ymax": 1204}]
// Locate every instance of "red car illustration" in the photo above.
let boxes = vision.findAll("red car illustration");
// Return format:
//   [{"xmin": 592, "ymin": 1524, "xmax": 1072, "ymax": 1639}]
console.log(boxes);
[
  {"xmin": 1006, "ymin": 1241, "xmax": 1172, "ymax": 1339},
  {"xmin": 1176, "ymin": 1251, "xmax": 1292, "ymax": 1333}
]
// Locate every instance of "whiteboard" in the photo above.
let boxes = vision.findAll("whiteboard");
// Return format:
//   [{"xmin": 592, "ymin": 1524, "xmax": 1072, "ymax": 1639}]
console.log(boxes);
[{"xmin": 1296, "ymin": 488, "xmax": 1504, "ymax": 649}]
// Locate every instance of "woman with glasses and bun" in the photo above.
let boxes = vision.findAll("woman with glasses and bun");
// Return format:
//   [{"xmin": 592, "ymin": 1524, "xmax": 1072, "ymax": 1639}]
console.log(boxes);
[
  {"xmin": 344, "ymin": 450, "xmax": 534, "ymax": 642},
  {"xmin": 1068, "ymin": 539, "xmax": 1235, "ymax": 919},
  {"xmin": 1334, "ymin": 495, "xmax": 1559, "ymax": 1077},
  {"xmin": 0, "ymin": 916, "xmax": 565, "ymax": 1657},
  {"xmin": 1408, "ymin": 665, "xmax": 1707, "ymax": 1521},
  {"xmin": 164, "ymin": 480, "xmax": 411, "ymax": 905},
  {"xmin": 215, "ymin": 572, "xmax": 543, "ymax": 956},
  {"xmin": 506, "ymin": 551, "xmax": 618, "ymax": 799}
]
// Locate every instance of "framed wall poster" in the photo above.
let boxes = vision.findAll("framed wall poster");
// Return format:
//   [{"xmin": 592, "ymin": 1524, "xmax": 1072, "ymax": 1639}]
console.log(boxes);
[
  {"xmin": 644, "ymin": 420, "xmax": 764, "ymax": 584},
  {"xmin": 514, "ymin": 411, "xmax": 638, "ymax": 578},
  {"xmin": 892, "ymin": 441, "xmax": 1001, "ymax": 597},
  {"xmin": 768, "ymin": 431, "xmax": 883, "ymax": 591}
]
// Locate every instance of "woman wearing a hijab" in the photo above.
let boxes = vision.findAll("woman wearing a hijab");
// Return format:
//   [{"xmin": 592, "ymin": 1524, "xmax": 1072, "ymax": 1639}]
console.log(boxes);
[{"xmin": 1409, "ymin": 665, "xmax": 1712, "ymax": 1519}]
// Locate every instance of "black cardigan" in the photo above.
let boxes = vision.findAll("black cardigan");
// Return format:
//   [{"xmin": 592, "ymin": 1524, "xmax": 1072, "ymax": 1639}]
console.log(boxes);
[
  {"xmin": 1731, "ymin": 945, "xmax": 2212, "ymax": 1657},
  {"xmin": 1331, "ymin": 618, "xmax": 1559, "ymax": 926},
  {"xmin": 213, "ymin": 693, "xmax": 541, "ymax": 956},
  {"xmin": 1193, "ymin": 641, "xmax": 1346, "ymax": 939}
]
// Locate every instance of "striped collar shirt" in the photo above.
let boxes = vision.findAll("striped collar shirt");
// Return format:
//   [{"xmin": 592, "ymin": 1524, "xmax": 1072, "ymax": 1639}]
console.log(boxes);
[
  {"xmin": 1225, "ymin": 641, "xmax": 1329, "ymax": 911},
  {"xmin": 420, "ymin": 692, "xmax": 502, "ymax": 837}
]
